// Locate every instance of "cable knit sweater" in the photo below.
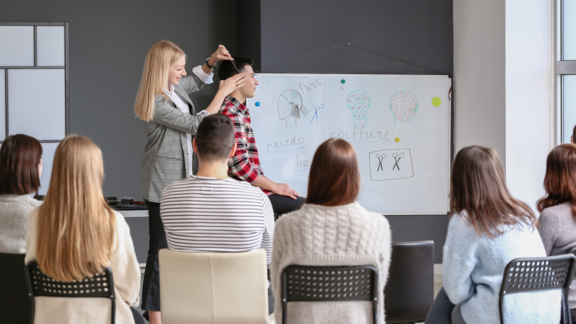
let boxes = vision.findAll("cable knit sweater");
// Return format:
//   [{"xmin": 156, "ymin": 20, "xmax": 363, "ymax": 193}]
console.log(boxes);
[
  {"xmin": 0, "ymin": 194, "xmax": 42, "ymax": 253},
  {"xmin": 271, "ymin": 202, "xmax": 392, "ymax": 324}
]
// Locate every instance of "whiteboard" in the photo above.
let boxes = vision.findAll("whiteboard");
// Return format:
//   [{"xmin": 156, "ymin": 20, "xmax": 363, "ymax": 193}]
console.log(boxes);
[{"xmin": 247, "ymin": 74, "xmax": 451, "ymax": 215}]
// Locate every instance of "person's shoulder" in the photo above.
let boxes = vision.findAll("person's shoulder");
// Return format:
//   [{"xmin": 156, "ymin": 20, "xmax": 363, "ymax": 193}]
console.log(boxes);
[
  {"xmin": 219, "ymin": 98, "xmax": 239, "ymax": 115},
  {"xmin": 447, "ymin": 211, "xmax": 478, "ymax": 236},
  {"xmin": 540, "ymin": 201, "xmax": 573, "ymax": 220},
  {"xmin": 18, "ymin": 196, "xmax": 42, "ymax": 210},
  {"xmin": 164, "ymin": 176, "xmax": 195, "ymax": 192},
  {"xmin": 154, "ymin": 94, "xmax": 168, "ymax": 104},
  {"xmin": 223, "ymin": 177, "xmax": 262, "ymax": 193}
]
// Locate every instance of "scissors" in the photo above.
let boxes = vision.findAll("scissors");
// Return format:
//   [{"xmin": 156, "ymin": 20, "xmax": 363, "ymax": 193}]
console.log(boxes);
[
  {"xmin": 376, "ymin": 153, "xmax": 386, "ymax": 171},
  {"xmin": 310, "ymin": 103, "xmax": 325, "ymax": 122},
  {"xmin": 392, "ymin": 152, "xmax": 405, "ymax": 170}
]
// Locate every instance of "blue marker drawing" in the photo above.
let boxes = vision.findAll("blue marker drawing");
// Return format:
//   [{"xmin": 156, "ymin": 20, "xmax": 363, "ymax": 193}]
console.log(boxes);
[{"xmin": 310, "ymin": 103, "xmax": 325, "ymax": 122}]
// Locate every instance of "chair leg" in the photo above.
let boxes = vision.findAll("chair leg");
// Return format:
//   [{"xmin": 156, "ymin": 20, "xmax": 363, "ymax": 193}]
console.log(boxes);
[{"xmin": 563, "ymin": 293, "xmax": 571, "ymax": 324}]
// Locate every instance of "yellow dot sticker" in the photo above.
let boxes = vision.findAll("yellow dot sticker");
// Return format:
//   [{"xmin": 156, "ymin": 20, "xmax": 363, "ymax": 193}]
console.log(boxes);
[
  {"xmin": 432, "ymin": 97, "xmax": 442, "ymax": 107},
  {"xmin": 395, "ymin": 137, "xmax": 400, "ymax": 143}
]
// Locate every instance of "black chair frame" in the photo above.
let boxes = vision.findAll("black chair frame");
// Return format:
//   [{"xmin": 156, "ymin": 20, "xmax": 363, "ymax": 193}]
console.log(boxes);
[
  {"xmin": 499, "ymin": 254, "xmax": 576, "ymax": 324},
  {"xmin": 24, "ymin": 261, "xmax": 116, "ymax": 324},
  {"xmin": 281, "ymin": 265, "xmax": 379, "ymax": 324}
]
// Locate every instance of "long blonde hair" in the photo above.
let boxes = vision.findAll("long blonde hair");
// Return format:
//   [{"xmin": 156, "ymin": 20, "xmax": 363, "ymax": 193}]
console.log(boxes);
[
  {"xmin": 36, "ymin": 135, "xmax": 116, "ymax": 281},
  {"xmin": 134, "ymin": 40, "xmax": 186, "ymax": 121}
]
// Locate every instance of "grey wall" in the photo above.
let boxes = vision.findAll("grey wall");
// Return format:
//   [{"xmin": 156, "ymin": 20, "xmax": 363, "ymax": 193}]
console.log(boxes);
[
  {"xmin": 256, "ymin": 0, "xmax": 453, "ymax": 262},
  {"xmin": 0, "ymin": 0, "xmax": 238, "ymax": 199},
  {"xmin": 2, "ymin": 0, "xmax": 453, "ymax": 263}
]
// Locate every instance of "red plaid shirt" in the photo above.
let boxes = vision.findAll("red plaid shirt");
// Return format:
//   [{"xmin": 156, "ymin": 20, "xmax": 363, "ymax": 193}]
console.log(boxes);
[{"xmin": 219, "ymin": 96, "xmax": 271, "ymax": 195}]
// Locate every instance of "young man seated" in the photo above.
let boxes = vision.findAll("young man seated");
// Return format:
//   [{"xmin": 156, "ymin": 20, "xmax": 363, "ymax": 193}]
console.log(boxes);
[
  {"xmin": 218, "ymin": 58, "xmax": 305, "ymax": 215},
  {"xmin": 160, "ymin": 115, "xmax": 275, "ymax": 313}
]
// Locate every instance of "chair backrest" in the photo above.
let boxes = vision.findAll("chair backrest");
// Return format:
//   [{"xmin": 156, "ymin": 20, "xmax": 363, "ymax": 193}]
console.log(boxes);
[
  {"xmin": 0, "ymin": 253, "xmax": 33, "ymax": 324},
  {"xmin": 24, "ymin": 261, "xmax": 116, "ymax": 324},
  {"xmin": 499, "ymin": 254, "xmax": 576, "ymax": 324},
  {"xmin": 159, "ymin": 248, "xmax": 270, "ymax": 324},
  {"xmin": 569, "ymin": 246, "xmax": 576, "ymax": 256},
  {"xmin": 384, "ymin": 240, "xmax": 435, "ymax": 323},
  {"xmin": 281, "ymin": 265, "xmax": 379, "ymax": 324}
]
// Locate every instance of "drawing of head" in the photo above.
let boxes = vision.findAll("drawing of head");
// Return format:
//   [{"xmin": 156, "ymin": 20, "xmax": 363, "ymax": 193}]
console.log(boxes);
[
  {"xmin": 346, "ymin": 90, "xmax": 371, "ymax": 121},
  {"xmin": 278, "ymin": 90, "xmax": 309, "ymax": 127},
  {"xmin": 390, "ymin": 90, "xmax": 418, "ymax": 124}
]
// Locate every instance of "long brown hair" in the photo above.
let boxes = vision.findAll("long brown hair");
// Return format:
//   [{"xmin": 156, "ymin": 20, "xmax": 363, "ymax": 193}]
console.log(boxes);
[
  {"xmin": 36, "ymin": 135, "xmax": 116, "ymax": 281},
  {"xmin": 134, "ymin": 40, "xmax": 186, "ymax": 121},
  {"xmin": 537, "ymin": 144, "xmax": 576, "ymax": 216},
  {"xmin": 450, "ymin": 145, "xmax": 537, "ymax": 237},
  {"xmin": 306, "ymin": 138, "xmax": 360, "ymax": 206},
  {"xmin": 0, "ymin": 134, "xmax": 42, "ymax": 195}
]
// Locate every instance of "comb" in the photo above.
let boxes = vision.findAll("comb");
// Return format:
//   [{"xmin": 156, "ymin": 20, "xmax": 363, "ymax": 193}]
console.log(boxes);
[{"xmin": 230, "ymin": 60, "xmax": 241, "ymax": 74}]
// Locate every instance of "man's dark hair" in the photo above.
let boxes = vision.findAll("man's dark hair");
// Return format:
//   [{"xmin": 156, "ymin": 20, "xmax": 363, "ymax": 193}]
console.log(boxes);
[
  {"xmin": 196, "ymin": 115, "xmax": 235, "ymax": 162},
  {"xmin": 218, "ymin": 57, "xmax": 254, "ymax": 80}
]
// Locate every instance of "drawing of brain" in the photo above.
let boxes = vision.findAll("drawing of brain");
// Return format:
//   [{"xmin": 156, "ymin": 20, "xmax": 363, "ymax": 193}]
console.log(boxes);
[
  {"xmin": 346, "ymin": 90, "xmax": 371, "ymax": 121},
  {"xmin": 390, "ymin": 90, "xmax": 418, "ymax": 123}
]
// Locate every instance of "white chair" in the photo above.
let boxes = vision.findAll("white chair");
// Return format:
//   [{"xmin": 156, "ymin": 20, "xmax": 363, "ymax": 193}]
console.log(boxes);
[{"xmin": 159, "ymin": 249, "xmax": 270, "ymax": 324}]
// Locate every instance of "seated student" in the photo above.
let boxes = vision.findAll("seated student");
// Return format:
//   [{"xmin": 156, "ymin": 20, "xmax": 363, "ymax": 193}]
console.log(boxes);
[
  {"xmin": 572, "ymin": 125, "xmax": 576, "ymax": 143},
  {"xmin": 24, "ymin": 135, "xmax": 144, "ymax": 324},
  {"xmin": 218, "ymin": 58, "xmax": 305, "ymax": 215},
  {"xmin": 270, "ymin": 138, "xmax": 392, "ymax": 324},
  {"xmin": 0, "ymin": 134, "xmax": 43, "ymax": 254},
  {"xmin": 425, "ymin": 145, "xmax": 560, "ymax": 324},
  {"xmin": 160, "ymin": 115, "xmax": 275, "ymax": 312},
  {"xmin": 538, "ymin": 144, "xmax": 576, "ymax": 322}
]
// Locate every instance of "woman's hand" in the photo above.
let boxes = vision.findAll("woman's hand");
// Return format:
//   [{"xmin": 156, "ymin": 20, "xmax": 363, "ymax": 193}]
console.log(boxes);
[
  {"xmin": 218, "ymin": 73, "xmax": 246, "ymax": 96},
  {"xmin": 208, "ymin": 45, "xmax": 233, "ymax": 66}
]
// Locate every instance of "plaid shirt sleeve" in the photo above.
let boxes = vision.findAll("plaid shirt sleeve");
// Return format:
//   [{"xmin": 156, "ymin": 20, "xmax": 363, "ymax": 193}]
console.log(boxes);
[{"xmin": 222, "ymin": 107, "xmax": 261, "ymax": 183}]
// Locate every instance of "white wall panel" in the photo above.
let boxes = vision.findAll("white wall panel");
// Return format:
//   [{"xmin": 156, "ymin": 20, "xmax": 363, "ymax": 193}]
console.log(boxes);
[
  {"xmin": 8, "ymin": 69, "xmax": 65, "ymax": 140},
  {"xmin": 0, "ymin": 27, "xmax": 34, "ymax": 66}
]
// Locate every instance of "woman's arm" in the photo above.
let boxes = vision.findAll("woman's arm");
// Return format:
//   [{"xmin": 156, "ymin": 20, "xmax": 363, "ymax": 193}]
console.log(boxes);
[
  {"xmin": 151, "ymin": 96, "xmax": 207, "ymax": 134},
  {"xmin": 538, "ymin": 209, "xmax": 559, "ymax": 255},
  {"xmin": 442, "ymin": 215, "xmax": 478, "ymax": 304},
  {"xmin": 110, "ymin": 213, "xmax": 141, "ymax": 306}
]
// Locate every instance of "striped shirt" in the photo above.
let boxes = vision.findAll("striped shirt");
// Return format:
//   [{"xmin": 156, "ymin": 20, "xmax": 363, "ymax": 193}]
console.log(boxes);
[{"xmin": 160, "ymin": 175, "xmax": 275, "ymax": 264}]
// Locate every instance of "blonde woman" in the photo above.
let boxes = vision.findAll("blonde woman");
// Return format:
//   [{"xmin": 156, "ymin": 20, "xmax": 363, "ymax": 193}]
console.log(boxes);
[
  {"xmin": 134, "ymin": 40, "xmax": 245, "ymax": 323},
  {"xmin": 24, "ymin": 135, "xmax": 143, "ymax": 324}
]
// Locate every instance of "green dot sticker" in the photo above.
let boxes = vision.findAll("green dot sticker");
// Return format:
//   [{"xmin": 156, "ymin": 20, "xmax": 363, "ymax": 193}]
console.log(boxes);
[
  {"xmin": 432, "ymin": 97, "xmax": 442, "ymax": 107},
  {"xmin": 341, "ymin": 79, "xmax": 346, "ymax": 84}
]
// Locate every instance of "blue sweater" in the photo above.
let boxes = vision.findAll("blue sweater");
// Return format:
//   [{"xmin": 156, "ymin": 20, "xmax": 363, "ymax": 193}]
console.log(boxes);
[{"xmin": 443, "ymin": 212, "xmax": 561, "ymax": 324}]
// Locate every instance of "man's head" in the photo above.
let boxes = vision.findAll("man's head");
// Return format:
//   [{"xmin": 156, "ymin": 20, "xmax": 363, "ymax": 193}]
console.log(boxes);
[
  {"xmin": 193, "ymin": 115, "xmax": 236, "ymax": 164},
  {"xmin": 218, "ymin": 57, "xmax": 259, "ymax": 99}
]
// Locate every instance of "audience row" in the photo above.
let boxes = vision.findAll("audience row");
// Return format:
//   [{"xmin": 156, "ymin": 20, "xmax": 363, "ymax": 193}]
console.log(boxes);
[{"xmin": 1, "ymin": 122, "xmax": 576, "ymax": 324}]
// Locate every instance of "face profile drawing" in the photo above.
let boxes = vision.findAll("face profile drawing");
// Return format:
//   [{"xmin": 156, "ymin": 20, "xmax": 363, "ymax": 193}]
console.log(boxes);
[
  {"xmin": 277, "ymin": 90, "xmax": 309, "ymax": 127},
  {"xmin": 390, "ymin": 90, "xmax": 418, "ymax": 129},
  {"xmin": 346, "ymin": 90, "xmax": 371, "ymax": 127}
]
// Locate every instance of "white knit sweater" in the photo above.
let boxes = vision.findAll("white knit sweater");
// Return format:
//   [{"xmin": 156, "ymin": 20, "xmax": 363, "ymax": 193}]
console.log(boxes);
[
  {"xmin": 0, "ymin": 194, "xmax": 42, "ymax": 253},
  {"xmin": 271, "ymin": 202, "xmax": 392, "ymax": 324}
]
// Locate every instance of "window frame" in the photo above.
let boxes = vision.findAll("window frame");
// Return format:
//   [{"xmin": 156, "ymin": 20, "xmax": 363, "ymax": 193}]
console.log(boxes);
[
  {"xmin": 556, "ymin": 0, "xmax": 576, "ymax": 144},
  {"xmin": 0, "ymin": 22, "xmax": 70, "ymax": 144}
]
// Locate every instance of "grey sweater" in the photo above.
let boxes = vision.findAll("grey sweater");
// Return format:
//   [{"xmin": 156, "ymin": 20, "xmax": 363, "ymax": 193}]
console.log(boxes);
[
  {"xmin": 271, "ymin": 202, "xmax": 392, "ymax": 324},
  {"xmin": 538, "ymin": 201, "xmax": 576, "ymax": 308},
  {"xmin": 0, "ymin": 194, "xmax": 42, "ymax": 253}
]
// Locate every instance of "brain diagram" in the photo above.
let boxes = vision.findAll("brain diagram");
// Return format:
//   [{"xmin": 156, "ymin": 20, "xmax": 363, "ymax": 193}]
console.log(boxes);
[
  {"xmin": 346, "ymin": 90, "xmax": 371, "ymax": 125},
  {"xmin": 390, "ymin": 90, "xmax": 418, "ymax": 125}
]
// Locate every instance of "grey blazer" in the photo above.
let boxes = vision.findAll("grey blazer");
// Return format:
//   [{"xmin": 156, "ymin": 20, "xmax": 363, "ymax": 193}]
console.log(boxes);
[{"xmin": 140, "ymin": 74, "xmax": 208, "ymax": 202}]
